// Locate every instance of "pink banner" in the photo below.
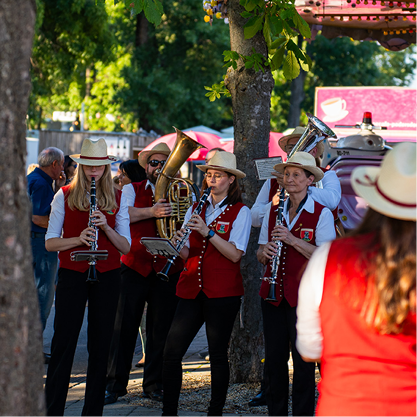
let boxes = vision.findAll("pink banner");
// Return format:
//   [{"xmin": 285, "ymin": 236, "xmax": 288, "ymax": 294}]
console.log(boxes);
[{"xmin": 314, "ymin": 87, "xmax": 417, "ymax": 131}]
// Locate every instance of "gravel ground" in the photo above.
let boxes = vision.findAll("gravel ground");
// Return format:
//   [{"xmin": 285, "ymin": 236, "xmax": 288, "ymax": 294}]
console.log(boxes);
[{"xmin": 127, "ymin": 368, "xmax": 320, "ymax": 415}]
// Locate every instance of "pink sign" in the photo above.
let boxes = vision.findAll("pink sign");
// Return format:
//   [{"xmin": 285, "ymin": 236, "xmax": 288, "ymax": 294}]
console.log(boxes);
[{"xmin": 315, "ymin": 87, "xmax": 417, "ymax": 131}]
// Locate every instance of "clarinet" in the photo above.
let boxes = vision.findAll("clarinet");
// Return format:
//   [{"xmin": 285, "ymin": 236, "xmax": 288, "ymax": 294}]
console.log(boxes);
[
  {"xmin": 261, "ymin": 187, "xmax": 286, "ymax": 301},
  {"xmin": 86, "ymin": 177, "xmax": 99, "ymax": 284},
  {"xmin": 157, "ymin": 187, "xmax": 212, "ymax": 282}
]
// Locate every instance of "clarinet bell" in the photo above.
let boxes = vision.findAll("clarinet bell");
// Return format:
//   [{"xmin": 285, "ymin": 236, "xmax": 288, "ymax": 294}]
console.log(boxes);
[
  {"xmin": 265, "ymin": 282, "xmax": 278, "ymax": 302},
  {"xmin": 86, "ymin": 264, "xmax": 99, "ymax": 284},
  {"xmin": 157, "ymin": 258, "xmax": 175, "ymax": 282}
]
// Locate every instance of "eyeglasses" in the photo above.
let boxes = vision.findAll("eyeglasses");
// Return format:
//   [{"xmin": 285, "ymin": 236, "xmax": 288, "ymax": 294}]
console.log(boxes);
[
  {"xmin": 205, "ymin": 173, "xmax": 226, "ymax": 181},
  {"xmin": 72, "ymin": 163, "xmax": 78, "ymax": 168},
  {"xmin": 285, "ymin": 145, "xmax": 295, "ymax": 154},
  {"xmin": 148, "ymin": 159, "xmax": 166, "ymax": 168}
]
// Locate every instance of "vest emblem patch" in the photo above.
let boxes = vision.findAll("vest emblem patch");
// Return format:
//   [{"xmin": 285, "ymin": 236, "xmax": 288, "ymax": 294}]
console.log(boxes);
[
  {"xmin": 300, "ymin": 228, "xmax": 313, "ymax": 242},
  {"xmin": 216, "ymin": 221, "xmax": 229, "ymax": 234},
  {"xmin": 106, "ymin": 209, "xmax": 116, "ymax": 215}
]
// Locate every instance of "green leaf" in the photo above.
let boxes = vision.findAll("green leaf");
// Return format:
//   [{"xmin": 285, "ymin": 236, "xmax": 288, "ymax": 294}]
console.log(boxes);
[
  {"xmin": 280, "ymin": 7, "xmax": 295, "ymax": 21},
  {"xmin": 142, "ymin": 0, "xmax": 164, "ymax": 26},
  {"xmin": 244, "ymin": 0, "xmax": 260, "ymax": 12},
  {"xmin": 263, "ymin": 15, "xmax": 272, "ymax": 48},
  {"xmin": 126, "ymin": 0, "xmax": 143, "ymax": 15},
  {"xmin": 270, "ymin": 37, "xmax": 287, "ymax": 50},
  {"xmin": 271, "ymin": 47, "xmax": 285, "ymax": 71},
  {"xmin": 244, "ymin": 15, "xmax": 264, "ymax": 39},
  {"xmin": 240, "ymin": 11, "xmax": 253, "ymax": 18},
  {"xmin": 287, "ymin": 39, "xmax": 305, "ymax": 61},
  {"xmin": 292, "ymin": 11, "xmax": 312, "ymax": 39},
  {"xmin": 283, "ymin": 50, "xmax": 300, "ymax": 79},
  {"xmin": 269, "ymin": 15, "xmax": 283, "ymax": 36}
]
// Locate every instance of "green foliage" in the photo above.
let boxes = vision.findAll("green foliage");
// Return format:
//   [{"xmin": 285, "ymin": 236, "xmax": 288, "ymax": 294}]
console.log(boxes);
[
  {"xmin": 29, "ymin": 0, "xmax": 233, "ymax": 133},
  {"xmin": 206, "ymin": 0, "xmax": 312, "ymax": 101}
]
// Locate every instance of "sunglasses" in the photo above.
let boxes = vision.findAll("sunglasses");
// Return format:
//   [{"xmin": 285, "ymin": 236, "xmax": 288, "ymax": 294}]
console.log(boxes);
[{"xmin": 148, "ymin": 159, "xmax": 166, "ymax": 168}]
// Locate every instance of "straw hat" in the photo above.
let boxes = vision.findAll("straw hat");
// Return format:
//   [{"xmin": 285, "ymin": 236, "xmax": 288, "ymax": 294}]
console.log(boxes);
[
  {"xmin": 70, "ymin": 138, "xmax": 117, "ymax": 166},
  {"xmin": 273, "ymin": 152, "xmax": 324, "ymax": 183},
  {"xmin": 197, "ymin": 151, "xmax": 246, "ymax": 179},
  {"xmin": 138, "ymin": 143, "xmax": 171, "ymax": 168},
  {"xmin": 278, "ymin": 126, "xmax": 325, "ymax": 157},
  {"xmin": 351, "ymin": 142, "xmax": 416, "ymax": 221}
]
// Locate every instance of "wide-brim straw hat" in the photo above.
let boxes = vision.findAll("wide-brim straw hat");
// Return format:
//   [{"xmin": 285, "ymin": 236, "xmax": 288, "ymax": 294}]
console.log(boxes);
[
  {"xmin": 197, "ymin": 151, "xmax": 246, "ymax": 179},
  {"xmin": 70, "ymin": 138, "xmax": 117, "ymax": 166},
  {"xmin": 351, "ymin": 142, "xmax": 416, "ymax": 221},
  {"xmin": 138, "ymin": 143, "xmax": 171, "ymax": 168},
  {"xmin": 278, "ymin": 126, "xmax": 325, "ymax": 157},
  {"xmin": 273, "ymin": 151, "xmax": 324, "ymax": 183}
]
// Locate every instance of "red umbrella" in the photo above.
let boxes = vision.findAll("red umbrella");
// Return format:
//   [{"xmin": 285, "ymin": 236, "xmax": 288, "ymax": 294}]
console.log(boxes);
[
  {"xmin": 219, "ymin": 132, "xmax": 287, "ymax": 160},
  {"xmin": 141, "ymin": 130, "xmax": 223, "ymax": 160}
]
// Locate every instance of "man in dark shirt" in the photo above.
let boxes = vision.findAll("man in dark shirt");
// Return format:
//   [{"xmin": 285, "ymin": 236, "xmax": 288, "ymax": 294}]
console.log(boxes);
[{"xmin": 27, "ymin": 147, "xmax": 65, "ymax": 362}]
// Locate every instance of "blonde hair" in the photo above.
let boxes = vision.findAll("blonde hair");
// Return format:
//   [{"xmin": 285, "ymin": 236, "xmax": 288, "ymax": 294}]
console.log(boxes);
[
  {"xmin": 67, "ymin": 165, "xmax": 118, "ymax": 212},
  {"xmin": 351, "ymin": 209, "xmax": 416, "ymax": 334}
]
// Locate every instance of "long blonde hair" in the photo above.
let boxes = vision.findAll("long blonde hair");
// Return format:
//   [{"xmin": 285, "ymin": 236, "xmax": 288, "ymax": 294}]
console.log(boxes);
[
  {"xmin": 351, "ymin": 209, "xmax": 416, "ymax": 334},
  {"xmin": 67, "ymin": 164, "xmax": 117, "ymax": 212}
]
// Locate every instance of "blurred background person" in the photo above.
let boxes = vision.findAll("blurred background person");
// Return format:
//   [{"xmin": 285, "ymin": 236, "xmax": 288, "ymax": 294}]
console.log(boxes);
[
  {"xmin": 118, "ymin": 159, "xmax": 146, "ymax": 188},
  {"xmin": 63, "ymin": 155, "xmax": 77, "ymax": 185},
  {"xmin": 296, "ymin": 142, "xmax": 416, "ymax": 416},
  {"xmin": 27, "ymin": 163, "xmax": 38, "ymax": 175}
]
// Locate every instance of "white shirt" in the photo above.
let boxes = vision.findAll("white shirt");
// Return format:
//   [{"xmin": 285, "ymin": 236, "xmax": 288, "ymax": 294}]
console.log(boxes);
[
  {"xmin": 295, "ymin": 242, "xmax": 331, "ymax": 360},
  {"xmin": 251, "ymin": 170, "xmax": 341, "ymax": 227},
  {"xmin": 258, "ymin": 194, "xmax": 336, "ymax": 246},
  {"xmin": 46, "ymin": 188, "xmax": 131, "ymax": 246},
  {"xmin": 182, "ymin": 195, "xmax": 252, "ymax": 254},
  {"xmin": 123, "ymin": 180, "xmax": 154, "ymax": 206}
]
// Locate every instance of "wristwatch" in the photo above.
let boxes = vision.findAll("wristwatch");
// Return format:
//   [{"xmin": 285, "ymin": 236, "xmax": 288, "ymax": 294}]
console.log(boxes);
[{"xmin": 206, "ymin": 230, "xmax": 215, "ymax": 240}]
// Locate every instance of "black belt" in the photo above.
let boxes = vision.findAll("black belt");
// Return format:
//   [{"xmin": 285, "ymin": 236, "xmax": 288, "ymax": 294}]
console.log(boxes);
[{"xmin": 31, "ymin": 231, "xmax": 46, "ymax": 238}]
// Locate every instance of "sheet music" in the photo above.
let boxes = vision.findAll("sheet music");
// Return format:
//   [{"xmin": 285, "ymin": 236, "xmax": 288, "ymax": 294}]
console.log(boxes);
[
  {"xmin": 253, "ymin": 157, "xmax": 283, "ymax": 180},
  {"xmin": 140, "ymin": 237, "xmax": 180, "ymax": 257}
]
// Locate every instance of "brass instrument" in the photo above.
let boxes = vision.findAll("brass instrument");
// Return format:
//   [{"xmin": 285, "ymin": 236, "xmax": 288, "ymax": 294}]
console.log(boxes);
[
  {"xmin": 260, "ymin": 114, "xmax": 336, "ymax": 300},
  {"xmin": 154, "ymin": 127, "xmax": 206, "ymax": 240},
  {"xmin": 70, "ymin": 177, "xmax": 108, "ymax": 283}
]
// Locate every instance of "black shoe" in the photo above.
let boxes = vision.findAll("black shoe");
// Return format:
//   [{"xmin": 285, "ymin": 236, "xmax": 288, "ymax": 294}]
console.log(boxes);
[
  {"xmin": 248, "ymin": 389, "xmax": 267, "ymax": 407},
  {"xmin": 104, "ymin": 391, "xmax": 119, "ymax": 405},
  {"xmin": 143, "ymin": 389, "xmax": 163, "ymax": 402},
  {"xmin": 44, "ymin": 353, "xmax": 51, "ymax": 365}
]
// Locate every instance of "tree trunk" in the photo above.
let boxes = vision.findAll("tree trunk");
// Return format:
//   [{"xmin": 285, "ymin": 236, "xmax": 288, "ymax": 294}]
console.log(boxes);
[
  {"xmin": 225, "ymin": 0, "xmax": 274, "ymax": 383},
  {"xmin": 0, "ymin": 1, "xmax": 45, "ymax": 415}
]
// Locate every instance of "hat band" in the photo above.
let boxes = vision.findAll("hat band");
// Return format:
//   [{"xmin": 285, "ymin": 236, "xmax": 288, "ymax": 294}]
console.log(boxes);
[
  {"xmin": 356, "ymin": 175, "xmax": 416, "ymax": 208},
  {"xmin": 80, "ymin": 155, "xmax": 110, "ymax": 161}
]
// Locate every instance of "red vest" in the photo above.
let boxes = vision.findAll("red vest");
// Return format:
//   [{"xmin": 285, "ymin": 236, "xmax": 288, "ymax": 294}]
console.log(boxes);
[
  {"xmin": 59, "ymin": 186, "xmax": 122, "ymax": 273},
  {"xmin": 121, "ymin": 181, "xmax": 183, "ymax": 276},
  {"xmin": 317, "ymin": 234, "xmax": 416, "ymax": 416},
  {"xmin": 268, "ymin": 179, "xmax": 279, "ymax": 202},
  {"xmin": 176, "ymin": 202, "xmax": 245, "ymax": 299},
  {"xmin": 260, "ymin": 200, "xmax": 323, "ymax": 307}
]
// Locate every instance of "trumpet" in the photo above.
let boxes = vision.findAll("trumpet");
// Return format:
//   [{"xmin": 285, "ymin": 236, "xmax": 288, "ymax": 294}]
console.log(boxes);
[
  {"xmin": 157, "ymin": 187, "xmax": 212, "ymax": 282},
  {"xmin": 70, "ymin": 177, "xmax": 108, "ymax": 283}
]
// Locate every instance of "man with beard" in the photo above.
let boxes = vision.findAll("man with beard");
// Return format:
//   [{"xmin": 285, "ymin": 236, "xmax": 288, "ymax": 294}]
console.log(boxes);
[{"xmin": 105, "ymin": 143, "xmax": 183, "ymax": 404}]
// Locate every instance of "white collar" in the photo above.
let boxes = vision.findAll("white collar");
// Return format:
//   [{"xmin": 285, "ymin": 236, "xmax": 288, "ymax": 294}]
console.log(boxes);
[
  {"xmin": 285, "ymin": 194, "xmax": 315, "ymax": 214},
  {"xmin": 145, "ymin": 180, "xmax": 155, "ymax": 193},
  {"xmin": 208, "ymin": 195, "xmax": 227, "ymax": 209}
]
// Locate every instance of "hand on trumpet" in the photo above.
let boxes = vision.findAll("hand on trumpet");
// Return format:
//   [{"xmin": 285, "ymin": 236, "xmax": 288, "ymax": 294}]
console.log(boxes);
[
  {"xmin": 187, "ymin": 214, "xmax": 209, "ymax": 237},
  {"xmin": 153, "ymin": 199, "xmax": 172, "ymax": 218},
  {"xmin": 79, "ymin": 226, "xmax": 97, "ymax": 247}
]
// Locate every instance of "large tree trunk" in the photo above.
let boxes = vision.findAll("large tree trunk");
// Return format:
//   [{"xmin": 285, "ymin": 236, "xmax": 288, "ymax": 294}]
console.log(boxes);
[
  {"xmin": 225, "ymin": 0, "xmax": 274, "ymax": 383},
  {"xmin": 0, "ymin": 1, "xmax": 45, "ymax": 415}
]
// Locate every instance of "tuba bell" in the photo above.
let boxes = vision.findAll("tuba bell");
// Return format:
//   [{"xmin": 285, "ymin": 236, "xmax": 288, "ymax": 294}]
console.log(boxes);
[
  {"xmin": 154, "ymin": 127, "xmax": 206, "ymax": 239},
  {"xmin": 288, "ymin": 112, "xmax": 336, "ymax": 159}
]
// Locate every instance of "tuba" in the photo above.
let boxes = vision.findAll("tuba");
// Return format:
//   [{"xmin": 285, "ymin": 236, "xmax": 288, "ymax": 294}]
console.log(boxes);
[
  {"xmin": 154, "ymin": 128, "xmax": 206, "ymax": 239},
  {"xmin": 288, "ymin": 112, "xmax": 336, "ymax": 158}
]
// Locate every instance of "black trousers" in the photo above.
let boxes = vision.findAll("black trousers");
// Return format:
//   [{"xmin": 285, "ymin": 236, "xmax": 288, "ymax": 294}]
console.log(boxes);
[
  {"xmin": 45, "ymin": 267, "xmax": 121, "ymax": 416},
  {"xmin": 261, "ymin": 298, "xmax": 315, "ymax": 416},
  {"xmin": 106, "ymin": 263, "xmax": 180, "ymax": 395},
  {"xmin": 162, "ymin": 291, "xmax": 241, "ymax": 416}
]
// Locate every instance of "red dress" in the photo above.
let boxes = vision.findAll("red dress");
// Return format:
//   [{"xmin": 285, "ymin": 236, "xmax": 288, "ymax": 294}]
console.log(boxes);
[{"xmin": 317, "ymin": 233, "xmax": 416, "ymax": 416}]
